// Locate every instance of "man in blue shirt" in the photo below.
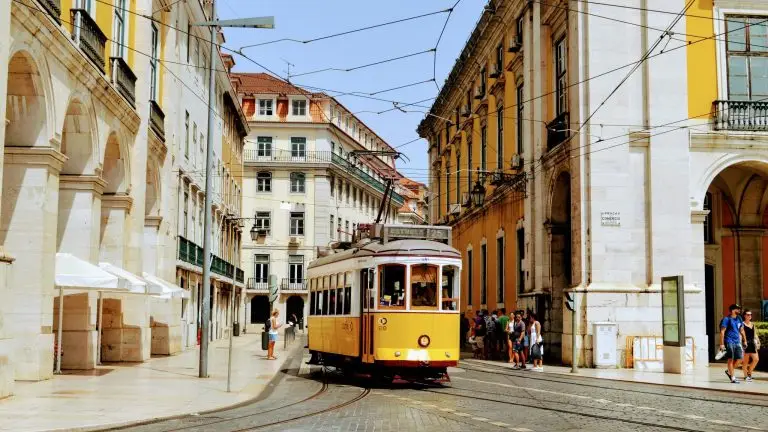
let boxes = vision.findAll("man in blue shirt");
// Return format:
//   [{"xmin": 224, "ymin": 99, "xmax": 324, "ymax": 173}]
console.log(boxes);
[{"xmin": 720, "ymin": 304, "xmax": 747, "ymax": 383}]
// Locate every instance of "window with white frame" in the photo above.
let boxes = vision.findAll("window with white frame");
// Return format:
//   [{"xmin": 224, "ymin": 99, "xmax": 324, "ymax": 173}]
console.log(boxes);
[
  {"xmin": 555, "ymin": 37, "xmax": 568, "ymax": 115},
  {"xmin": 290, "ymin": 172, "xmax": 306, "ymax": 193},
  {"xmin": 725, "ymin": 16, "xmax": 768, "ymax": 100},
  {"xmin": 253, "ymin": 255, "xmax": 269, "ymax": 284},
  {"xmin": 291, "ymin": 137, "xmax": 306, "ymax": 159},
  {"xmin": 290, "ymin": 212, "xmax": 305, "ymax": 235},
  {"xmin": 112, "ymin": 0, "xmax": 126, "ymax": 57},
  {"xmin": 288, "ymin": 255, "xmax": 304, "ymax": 284},
  {"xmin": 256, "ymin": 172, "xmax": 271, "ymax": 192},
  {"xmin": 149, "ymin": 24, "xmax": 159, "ymax": 101},
  {"xmin": 256, "ymin": 136, "xmax": 272, "ymax": 157},
  {"xmin": 184, "ymin": 111, "xmax": 189, "ymax": 158},
  {"xmin": 292, "ymin": 99, "xmax": 307, "ymax": 116},
  {"xmin": 254, "ymin": 211, "xmax": 271, "ymax": 235},
  {"xmin": 258, "ymin": 99, "xmax": 273, "ymax": 116}
]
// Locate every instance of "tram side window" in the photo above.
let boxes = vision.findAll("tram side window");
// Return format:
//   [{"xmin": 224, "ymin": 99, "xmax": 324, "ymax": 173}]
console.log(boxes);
[
  {"xmin": 309, "ymin": 280, "xmax": 315, "ymax": 316},
  {"xmin": 410, "ymin": 264, "xmax": 438, "ymax": 309},
  {"xmin": 328, "ymin": 288, "xmax": 337, "ymax": 315},
  {"xmin": 379, "ymin": 264, "xmax": 406, "ymax": 309},
  {"xmin": 360, "ymin": 269, "xmax": 369, "ymax": 309},
  {"xmin": 442, "ymin": 266, "xmax": 459, "ymax": 311},
  {"xmin": 316, "ymin": 289, "xmax": 323, "ymax": 315},
  {"xmin": 336, "ymin": 287, "xmax": 343, "ymax": 315},
  {"xmin": 344, "ymin": 274, "xmax": 352, "ymax": 314}
]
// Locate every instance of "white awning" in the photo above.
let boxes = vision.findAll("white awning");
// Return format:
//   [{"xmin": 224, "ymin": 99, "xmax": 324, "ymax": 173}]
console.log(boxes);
[
  {"xmin": 142, "ymin": 272, "xmax": 190, "ymax": 299},
  {"xmin": 55, "ymin": 253, "xmax": 120, "ymax": 291},
  {"xmin": 98, "ymin": 262, "xmax": 148, "ymax": 294}
]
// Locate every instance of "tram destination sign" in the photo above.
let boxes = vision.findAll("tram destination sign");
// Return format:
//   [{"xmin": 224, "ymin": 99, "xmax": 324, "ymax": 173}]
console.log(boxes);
[{"xmin": 381, "ymin": 225, "xmax": 452, "ymax": 244}]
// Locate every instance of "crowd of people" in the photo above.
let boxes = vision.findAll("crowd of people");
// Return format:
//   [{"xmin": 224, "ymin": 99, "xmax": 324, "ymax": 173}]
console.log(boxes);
[{"xmin": 461, "ymin": 308, "xmax": 544, "ymax": 371}]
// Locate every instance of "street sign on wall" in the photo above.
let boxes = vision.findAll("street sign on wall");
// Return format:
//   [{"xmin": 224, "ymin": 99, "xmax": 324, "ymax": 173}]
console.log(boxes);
[{"xmin": 600, "ymin": 211, "xmax": 621, "ymax": 227}]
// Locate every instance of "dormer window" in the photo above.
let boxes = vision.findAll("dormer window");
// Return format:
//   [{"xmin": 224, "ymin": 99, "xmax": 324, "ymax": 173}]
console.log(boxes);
[
  {"xmin": 258, "ymin": 99, "xmax": 273, "ymax": 116},
  {"xmin": 292, "ymin": 99, "xmax": 307, "ymax": 116}
]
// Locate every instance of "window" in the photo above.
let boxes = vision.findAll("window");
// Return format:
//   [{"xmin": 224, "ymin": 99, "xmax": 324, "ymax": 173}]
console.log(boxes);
[
  {"xmin": 467, "ymin": 249, "xmax": 473, "ymax": 306},
  {"xmin": 496, "ymin": 43, "xmax": 504, "ymax": 73},
  {"xmin": 112, "ymin": 0, "xmax": 126, "ymax": 57},
  {"xmin": 345, "ymin": 220, "xmax": 349, "ymax": 241},
  {"xmin": 256, "ymin": 172, "xmax": 271, "ymax": 192},
  {"xmin": 704, "ymin": 192, "xmax": 713, "ymax": 244},
  {"xmin": 517, "ymin": 228, "xmax": 525, "ymax": 293},
  {"xmin": 292, "ymin": 99, "xmax": 307, "ymax": 116},
  {"xmin": 442, "ymin": 266, "xmax": 458, "ymax": 311},
  {"xmin": 480, "ymin": 67, "xmax": 487, "ymax": 95},
  {"xmin": 256, "ymin": 136, "xmax": 272, "ymax": 157},
  {"xmin": 192, "ymin": 122, "xmax": 197, "ymax": 163},
  {"xmin": 410, "ymin": 264, "xmax": 438, "ymax": 309},
  {"xmin": 517, "ymin": 84, "xmax": 524, "ymax": 154},
  {"xmin": 291, "ymin": 137, "xmax": 306, "ymax": 159},
  {"xmin": 184, "ymin": 111, "xmax": 189, "ymax": 158},
  {"xmin": 436, "ymin": 134, "xmax": 441, "ymax": 154},
  {"xmin": 481, "ymin": 126, "xmax": 487, "ymax": 172},
  {"xmin": 497, "ymin": 236, "xmax": 505, "ymax": 303},
  {"xmin": 290, "ymin": 172, "xmax": 306, "ymax": 193},
  {"xmin": 497, "ymin": 104, "xmax": 504, "ymax": 169},
  {"xmin": 379, "ymin": 264, "xmax": 406, "ymax": 309},
  {"xmin": 555, "ymin": 38, "xmax": 568, "ymax": 115},
  {"xmin": 322, "ymin": 277, "xmax": 330, "ymax": 315},
  {"xmin": 330, "ymin": 176, "xmax": 335, "ymax": 196},
  {"xmin": 310, "ymin": 282, "xmax": 316, "ymax": 316},
  {"xmin": 480, "ymin": 244, "xmax": 487, "ymax": 305},
  {"xmin": 149, "ymin": 24, "xmax": 159, "ymax": 101},
  {"xmin": 199, "ymin": 132, "xmax": 204, "ymax": 155},
  {"xmin": 456, "ymin": 154, "xmax": 462, "ymax": 204},
  {"xmin": 436, "ymin": 170, "xmax": 442, "ymax": 219},
  {"xmin": 288, "ymin": 255, "xmax": 304, "ymax": 285},
  {"xmin": 725, "ymin": 16, "xmax": 768, "ymax": 100},
  {"xmin": 328, "ymin": 285, "xmax": 336, "ymax": 315},
  {"xmin": 253, "ymin": 255, "xmax": 269, "ymax": 284},
  {"xmin": 187, "ymin": 24, "xmax": 192, "ymax": 63},
  {"xmin": 330, "ymin": 215, "xmax": 335, "ymax": 240},
  {"xmin": 517, "ymin": 15, "xmax": 524, "ymax": 45},
  {"xmin": 337, "ymin": 218, "xmax": 342, "ymax": 240},
  {"xmin": 446, "ymin": 162, "xmax": 451, "ymax": 213},
  {"xmin": 183, "ymin": 191, "xmax": 189, "ymax": 237},
  {"xmin": 254, "ymin": 211, "xmax": 270, "ymax": 235},
  {"xmin": 345, "ymin": 183, "xmax": 350, "ymax": 203},
  {"xmin": 467, "ymin": 138, "xmax": 473, "ymax": 191},
  {"xmin": 290, "ymin": 212, "xmax": 305, "ymax": 235},
  {"xmin": 258, "ymin": 99, "xmax": 273, "ymax": 116}
]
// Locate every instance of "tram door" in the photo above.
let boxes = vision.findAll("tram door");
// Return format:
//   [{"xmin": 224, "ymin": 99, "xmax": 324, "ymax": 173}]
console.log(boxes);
[{"xmin": 361, "ymin": 268, "xmax": 375, "ymax": 363}]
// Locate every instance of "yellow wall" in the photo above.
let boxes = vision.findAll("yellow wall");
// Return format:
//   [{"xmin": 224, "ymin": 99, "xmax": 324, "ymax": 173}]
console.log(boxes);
[{"xmin": 686, "ymin": 0, "xmax": 718, "ymax": 118}]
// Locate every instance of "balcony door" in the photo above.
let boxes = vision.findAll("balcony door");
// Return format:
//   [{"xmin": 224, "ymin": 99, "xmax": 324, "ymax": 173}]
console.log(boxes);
[
  {"xmin": 288, "ymin": 255, "xmax": 304, "ymax": 289},
  {"xmin": 726, "ymin": 16, "xmax": 768, "ymax": 101}
]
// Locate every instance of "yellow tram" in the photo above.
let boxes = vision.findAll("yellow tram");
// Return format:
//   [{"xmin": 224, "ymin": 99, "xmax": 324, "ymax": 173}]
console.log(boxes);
[{"xmin": 306, "ymin": 224, "xmax": 462, "ymax": 382}]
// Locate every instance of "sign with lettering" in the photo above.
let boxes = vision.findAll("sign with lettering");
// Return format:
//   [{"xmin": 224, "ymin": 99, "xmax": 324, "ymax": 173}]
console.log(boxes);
[
  {"xmin": 600, "ymin": 211, "xmax": 621, "ymax": 227},
  {"xmin": 384, "ymin": 225, "xmax": 451, "ymax": 242}
]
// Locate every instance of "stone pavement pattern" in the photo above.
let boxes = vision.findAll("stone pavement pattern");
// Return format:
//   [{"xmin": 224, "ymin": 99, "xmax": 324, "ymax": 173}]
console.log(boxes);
[
  {"xmin": 114, "ymin": 354, "xmax": 768, "ymax": 432},
  {"xmin": 0, "ymin": 333, "xmax": 300, "ymax": 432}
]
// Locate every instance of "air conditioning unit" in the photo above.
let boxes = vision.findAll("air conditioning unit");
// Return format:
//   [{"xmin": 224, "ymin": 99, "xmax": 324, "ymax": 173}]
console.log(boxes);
[
  {"xmin": 489, "ymin": 64, "xmax": 502, "ymax": 78},
  {"xmin": 288, "ymin": 236, "xmax": 300, "ymax": 245},
  {"xmin": 511, "ymin": 153, "xmax": 523, "ymax": 169},
  {"xmin": 461, "ymin": 192, "xmax": 471, "ymax": 207},
  {"xmin": 449, "ymin": 203, "xmax": 461, "ymax": 215},
  {"xmin": 509, "ymin": 36, "xmax": 522, "ymax": 53},
  {"xmin": 461, "ymin": 105, "xmax": 471, "ymax": 117}
]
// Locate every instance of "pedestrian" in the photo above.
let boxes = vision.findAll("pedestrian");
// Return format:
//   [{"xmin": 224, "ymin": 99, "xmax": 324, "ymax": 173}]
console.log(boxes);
[
  {"xmin": 742, "ymin": 309, "xmax": 760, "ymax": 382},
  {"xmin": 528, "ymin": 313, "xmax": 543, "ymax": 371},
  {"xmin": 508, "ymin": 312, "xmax": 526, "ymax": 369},
  {"xmin": 521, "ymin": 310, "xmax": 530, "ymax": 368},
  {"xmin": 474, "ymin": 310, "xmax": 487, "ymax": 359},
  {"xmin": 483, "ymin": 309, "xmax": 495, "ymax": 360},
  {"xmin": 719, "ymin": 304, "xmax": 747, "ymax": 383},
  {"xmin": 267, "ymin": 309, "xmax": 282, "ymax": 360},
  {"xmin": 498, "ymin": 308, "xmax": 510, "ymax": 361},
  {"xmin": 460, "ymin": 312, "xmax": 471, "ymax": 350}
]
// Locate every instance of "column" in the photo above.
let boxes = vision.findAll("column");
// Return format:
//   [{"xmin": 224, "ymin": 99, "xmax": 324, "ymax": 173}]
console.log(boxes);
[{"xmin": 2, "ymin": 147, "xmax": 66, "ymax": 380}]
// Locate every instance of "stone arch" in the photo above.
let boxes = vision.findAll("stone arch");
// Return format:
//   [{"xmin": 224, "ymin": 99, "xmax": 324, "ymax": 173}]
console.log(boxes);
[
  {"xmin": 4, "ymin": 50, "xmax": 50, "ymax": 147},
  {"xmin": 145, "ymin": 158, "xmax": 161, "ymax": 216},
  {"xmin": 694, "ymin": 153, "xmax": 768, "ymax": 211},
  {"xmin": 60, "ymin": 96, "xmax": 99, "ymax": 176},
  {"xmin": 545, "ymin": 169, "xmax": 572, "ymax": 362},
  {"xmin": 102, "ymin": 132, "xmax": 128, "ymax": 194}
]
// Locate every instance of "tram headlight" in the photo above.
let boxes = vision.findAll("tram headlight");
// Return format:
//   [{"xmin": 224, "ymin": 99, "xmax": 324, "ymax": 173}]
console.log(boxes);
[
  {"xmin": 395, "ymin": 351, "xmax": 402, "ymax": 357},
  {"xmin": 418, "ymin": 335, "xmax": 431, "ymax": 348}
]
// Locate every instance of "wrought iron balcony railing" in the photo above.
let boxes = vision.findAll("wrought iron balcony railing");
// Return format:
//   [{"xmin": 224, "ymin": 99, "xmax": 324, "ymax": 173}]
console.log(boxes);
[
  {"xmin": 281, "ymin": 278, "xmax": 307, "ymax": 291},
  {"xmin": 110, "ymin": 56, "xmax": 136, "ymax": 107},
  {"xmin": 247, "ymin": 278, "xmax": 269, "ymax": 291},
  {"xmin": 70, "ymin": 9, "xmax": 107, "ymax": 72},
  {"xmin": 41, "ymin": 0, "xmax": 62, "ymax": 24},
  {"xmin": 713, "ymin": 100, "xmax": 768, "ymax": 132},
  {"xmin": 546, "ymin": 111, "xmax": 570, "ymax": 151},
  {"xmin": 149, "ymin": 100, "xmax": 166, "ymax": 142}
]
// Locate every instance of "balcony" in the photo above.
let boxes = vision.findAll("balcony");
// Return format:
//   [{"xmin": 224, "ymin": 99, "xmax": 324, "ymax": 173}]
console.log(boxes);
[
  {"xmin": 149, "ymin": 100, "xmax": 166, "ymax": 142},
  {"xmin": 546, "ymin": 111, "xmax": 570, "ymax": 151},
  {"xmin": 70, "ymin": 9, "xmax": 107, "ymax": 72},
  {"xmin": 247, "ymin": 278, "xmax": 269, "ymax": 292},
  {"xmin": 41, "ymin": 0, "xmax": 62, "ymax": 24},
  {"xmin": 281, "ymin": 278, "xmax": 307, "ymax": 292},
  {"xmin": 178, "ymin": 236, "xmax": 204, "ymax": 267},
  {"xmin": 110, "ymin": 57, "xmax": 137, "ymax": 107},
  {"xmin": 713, "ymin": 100, "xmax": 768, "ymax": 132}
]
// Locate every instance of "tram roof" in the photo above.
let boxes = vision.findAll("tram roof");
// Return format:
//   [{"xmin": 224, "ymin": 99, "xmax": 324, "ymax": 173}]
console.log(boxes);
[{"xmin": 308, "ymin": 239, "xmax": 461, "ymax": 269}]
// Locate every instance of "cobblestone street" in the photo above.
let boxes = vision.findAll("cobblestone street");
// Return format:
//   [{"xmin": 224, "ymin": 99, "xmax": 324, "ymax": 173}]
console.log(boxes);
[{"xmin": 108, "ymin": 351, "xmax": 768, "ymax": 432}]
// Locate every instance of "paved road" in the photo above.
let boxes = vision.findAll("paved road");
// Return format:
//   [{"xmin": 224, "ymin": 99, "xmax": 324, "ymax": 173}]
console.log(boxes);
[{"xmin": 107, "ymin": 352, "xmax": 768, "ymax": 432}]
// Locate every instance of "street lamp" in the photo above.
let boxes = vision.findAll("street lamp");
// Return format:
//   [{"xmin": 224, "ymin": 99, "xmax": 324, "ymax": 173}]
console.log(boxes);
[
  {"xmin": 471, "ymin": 180, "xmax": 486, "ymax": 207},
  {"xmin": 193, "ymin": 0, "xmax": 274, "ymax": 380},
  {"xmin": 249, "ymin": 223, "xmax": 259, "ymax": 242}
]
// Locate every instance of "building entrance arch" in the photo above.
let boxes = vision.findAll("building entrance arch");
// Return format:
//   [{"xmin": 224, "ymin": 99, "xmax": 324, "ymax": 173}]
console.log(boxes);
[
  {"xmin": 286, "ymin": 295, "xmax": 305, "ymax": 325},
  {"xmin": 547, "ymin": 171, "xmax": 572, "ymax": 362}
]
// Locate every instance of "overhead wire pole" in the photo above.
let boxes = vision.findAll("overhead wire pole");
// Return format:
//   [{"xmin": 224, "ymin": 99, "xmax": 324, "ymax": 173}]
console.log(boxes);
[{"xmin": 193, "ymin": 0, "xmax": 274, "ymax": 379}]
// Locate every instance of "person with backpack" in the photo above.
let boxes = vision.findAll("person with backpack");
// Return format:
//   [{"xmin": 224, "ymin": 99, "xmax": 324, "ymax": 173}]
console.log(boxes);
[{"xmin": 719, "ymin": 304, "xmax": 747, "ymax": 383}]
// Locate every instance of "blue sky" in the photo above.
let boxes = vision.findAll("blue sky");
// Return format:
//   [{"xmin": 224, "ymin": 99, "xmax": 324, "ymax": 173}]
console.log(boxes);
[{"xmin": 219, "ymin": 0, "xmax": 487, "ymax": 184}]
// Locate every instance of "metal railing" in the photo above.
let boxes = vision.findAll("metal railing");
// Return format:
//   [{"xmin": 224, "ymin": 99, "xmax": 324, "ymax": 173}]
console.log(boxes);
[
  {"xmin": 281, "ymin": 278, "xmax": 307, "ymax": 291},
  {"xmin": 546, "ymin": 111, "xmax": 570, "ymax": 151},
  {"xmin": 149, "ymin": 100, "xmax": 166, "ymax": 142},
  {"xmin": 41, "ymin": 0, "xmax": 62, "ymax": 24},
  {"xmin": 235, "ymin": 268, "xmax": 244, "ymax": 284},
  {"xmin": 247, "ymin": 278, "xmax": 269, "ymax": 291},
  {"xmin": 110, "ymin": 56, "xmax": 137, "ymax": 107},
  {"xmin": 70, "ymin": 9, "xmax": 107, "ymax": 72},
  {"xmin": 713, "ymin": 100, "xmax": 768, "ymax": 132}
]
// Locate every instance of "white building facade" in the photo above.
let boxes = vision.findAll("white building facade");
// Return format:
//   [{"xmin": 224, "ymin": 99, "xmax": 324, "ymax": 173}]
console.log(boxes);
[{"xmin": 233, "ymin": 73, "xmax": 404, "ymax": 328}]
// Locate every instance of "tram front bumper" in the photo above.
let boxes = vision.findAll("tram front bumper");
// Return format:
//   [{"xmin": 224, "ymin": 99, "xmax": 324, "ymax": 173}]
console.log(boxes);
[{"xmin": 375, "ymin": 348, "xmax": 459, "ymax": 367}]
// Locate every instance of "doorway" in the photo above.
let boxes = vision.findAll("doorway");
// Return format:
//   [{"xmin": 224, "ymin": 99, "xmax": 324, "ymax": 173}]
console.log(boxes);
[
  {"xmin": 705, "ymin": 264, "xmax": 716, "ymax": 361},
  {"xmin": 250, "ymin": 296, "xmax": 270, "ymax": 324},
  {"xmin": 286, "ymin": 295, "xmax": 305, "ymax": 324}
]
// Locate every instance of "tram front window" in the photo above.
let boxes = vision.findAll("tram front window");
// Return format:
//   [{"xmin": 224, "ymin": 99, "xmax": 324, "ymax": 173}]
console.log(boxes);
[
  {"xmin": 379, "ymin": 264, "xmax": 406, "ymax": 309},
  {"xmin": 411, "ymin": 264, "xmax": 438, "ymax": 309},
  {"xmin": 442, "ymin": 265, "xmax": 459, "ymax": 311}
]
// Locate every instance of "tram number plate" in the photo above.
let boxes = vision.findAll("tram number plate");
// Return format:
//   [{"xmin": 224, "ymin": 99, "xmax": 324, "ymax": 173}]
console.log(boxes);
[{"xmin": 377, "ymin": 317, "xmax": 387, "ymax": 331}]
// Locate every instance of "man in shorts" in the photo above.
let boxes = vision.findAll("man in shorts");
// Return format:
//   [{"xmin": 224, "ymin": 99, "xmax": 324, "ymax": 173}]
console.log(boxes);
[{"xmin": 720, "ymin": 304, "xmax": 747, "ymax": 383}]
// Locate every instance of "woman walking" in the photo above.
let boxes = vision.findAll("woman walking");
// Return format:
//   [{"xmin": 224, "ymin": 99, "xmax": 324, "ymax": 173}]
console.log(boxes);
[
  {"xmin": 529, "ymin": 313, "xmax": 543, "ymax": 371},
  {"xmin": 267, "ymin": 309, "xmax": 282, "ymax": 360},
  {"xmin": 742, "ymin": 310, "xmax": 760, "ymax": 382}
]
